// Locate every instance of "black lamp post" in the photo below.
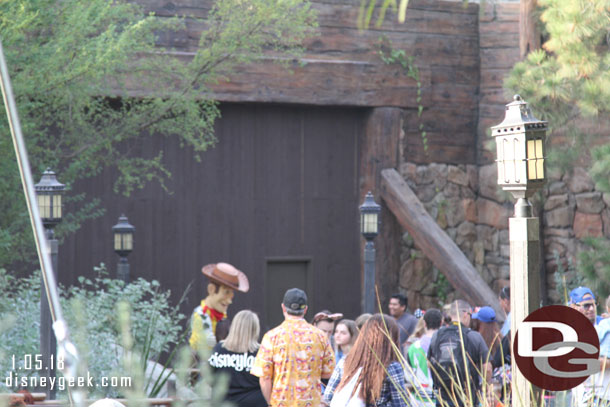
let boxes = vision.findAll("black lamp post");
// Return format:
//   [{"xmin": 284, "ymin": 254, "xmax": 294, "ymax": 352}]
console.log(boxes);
[
  {"xmin": 34, "ymin": 168, "xmax": 65, "ymax": 400},
  {"xmin": 112, "ymin": 214, "xmax": 135, "ymax": 283},
  {"xmin": 359, "ymin": 191, "xmax": 381, "ymax": 314}
]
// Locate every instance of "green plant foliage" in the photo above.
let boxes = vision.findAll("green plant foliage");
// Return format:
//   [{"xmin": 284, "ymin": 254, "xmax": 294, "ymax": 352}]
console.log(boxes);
[
  {"xmin": 0, "ymin": 0, "xmax": 318, "ymax": 268},
  {"xmin": 378, "ymin": 38, "xmax": 427, "ymax": 152},
  {"xmin": 505, "ymin": 0, "xmax": 610, "ymax": 296},
  {"xmin": 591, "ymin": 144, "xmax": 610, "ymax": 192},
  {"xmin": 504, "ymin": 0, "xmax": 610, "ymax": 186},
  {"xmin": 0, "ymin": 265, "xmax": 185, "ymax": 397},
  {"xmin": 358, "ymin": 0, "xmax": 397, "ymax": 29},
  {"xmin": 358, "ymin": 0, "xmax": 474, "ymax": 29},
  {"xmin": 0, "ymin": 270, "xmax": 41, "ymax": 366},
  {"xmin": 434, "ymin": 271, "xmax": 451, "ymax": 305},
  {"xmin": 552, "ymin": 250, "xmax": 584, "ymax": 305},
  {"xmin": 579, "ymin": 237, "xmax": 610, "ymax": 303}
]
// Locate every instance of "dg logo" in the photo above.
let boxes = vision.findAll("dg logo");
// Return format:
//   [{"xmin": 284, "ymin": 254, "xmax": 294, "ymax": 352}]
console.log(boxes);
[{"xmin": 514, "ymin": 305, "xmax": 600, "ymax": 391}]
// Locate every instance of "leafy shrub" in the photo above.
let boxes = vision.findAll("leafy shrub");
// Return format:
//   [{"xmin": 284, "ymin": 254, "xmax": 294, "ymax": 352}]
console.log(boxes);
[
  {"xmin": 0, "ymin": 265, "xmax": 185, "ymax": 397},
  {"xmin": 579, "ymin": 237, "xmax": 610, "ymax": 304},
  {"xmin": 0, "ymin": 271, "xmax": 41, "ymax": 372}
]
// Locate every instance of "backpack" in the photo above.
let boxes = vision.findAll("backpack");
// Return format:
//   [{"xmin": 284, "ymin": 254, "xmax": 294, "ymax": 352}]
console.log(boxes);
[{"xmin": 429, "ymin": 325, "xmax": 476, "ymax": 397}]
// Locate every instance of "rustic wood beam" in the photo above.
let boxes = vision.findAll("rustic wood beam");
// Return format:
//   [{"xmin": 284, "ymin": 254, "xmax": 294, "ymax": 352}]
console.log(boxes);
[
  {"xmin": 519, "ymin": 0, "xmax": 540, "ymax": 58},
  {"xmin": 380, "ymin": 168, "xmax": 505, "ymax": 319}
]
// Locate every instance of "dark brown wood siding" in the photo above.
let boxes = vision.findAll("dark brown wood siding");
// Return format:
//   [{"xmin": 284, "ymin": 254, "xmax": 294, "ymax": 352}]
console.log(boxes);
[
  {"xmin": 131, "ymin": 0, "xmax": 481, "ymax": 165},
  {"xmin": 59, "ymin": 103, "xmax": 364, "ymax": 326}
]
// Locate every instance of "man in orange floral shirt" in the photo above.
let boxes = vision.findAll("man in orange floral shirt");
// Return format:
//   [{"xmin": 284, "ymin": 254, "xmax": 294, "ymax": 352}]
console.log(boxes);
[{"xmin": 252, "ymin": 288, "xmax": 335, "ymax": 407}]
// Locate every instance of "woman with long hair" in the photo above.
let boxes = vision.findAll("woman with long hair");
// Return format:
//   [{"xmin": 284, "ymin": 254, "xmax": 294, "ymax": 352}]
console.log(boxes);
[
  {"xmin": 322, "ymin": 314, "xmax": 408, "ymax": 407},
  {"xmin": 402, "ymin": 317, "xmax": 426, "ymax": 355},
  {"xmin": 355, "ymin": 313, "xmax": 372, "ymax": 330},
  {"xmin": 208, "ymin": 310, "xmax": 266, "ymax": 407},
  {"xmin": 334, "ymin": 319, "xmax": 358, "ymax": 362}
]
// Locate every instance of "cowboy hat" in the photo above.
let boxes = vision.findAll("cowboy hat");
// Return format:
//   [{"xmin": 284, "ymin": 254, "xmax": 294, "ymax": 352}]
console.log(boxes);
[{"xmin": 202, "ymin": 262, "xmax": 249, "ymax": 293}]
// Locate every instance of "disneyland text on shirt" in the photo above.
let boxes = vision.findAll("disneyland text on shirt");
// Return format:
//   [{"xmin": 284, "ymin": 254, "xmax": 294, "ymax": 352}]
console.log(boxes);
[{"xmin": 209, "ymin": 352, "xmax": 255, "ymax": 372}]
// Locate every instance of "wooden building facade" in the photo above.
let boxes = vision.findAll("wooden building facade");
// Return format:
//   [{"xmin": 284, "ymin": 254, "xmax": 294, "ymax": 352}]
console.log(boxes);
[{"xmin": 58, "ymin": 0, "xmax": 482, "ymax": 327}]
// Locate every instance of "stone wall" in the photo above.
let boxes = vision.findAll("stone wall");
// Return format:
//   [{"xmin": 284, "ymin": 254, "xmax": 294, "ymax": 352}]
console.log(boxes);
[
  {"xmin": 543, "ymin": 167, "xmax": 610, "ymax": 302},
  {"xmin": 394, "ymin": 161, "xmax": 610, "ymax": 309},
  {"xmin": 391, "ymin": 0, "xmax": 518, "ymax": 310},
  {"xmin": 396, "ymin": 162, "xmax": 511, "ymax": 309},
  {"xmin": 391, "ymin": 0, "xmax": 610, "ymax": 310}
]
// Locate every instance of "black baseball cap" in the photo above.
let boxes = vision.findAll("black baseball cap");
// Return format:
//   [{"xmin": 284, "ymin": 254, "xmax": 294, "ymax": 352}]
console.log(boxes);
[{"xmin": 283, "ymin": 288, "xmax": 308, "ymax": 311}]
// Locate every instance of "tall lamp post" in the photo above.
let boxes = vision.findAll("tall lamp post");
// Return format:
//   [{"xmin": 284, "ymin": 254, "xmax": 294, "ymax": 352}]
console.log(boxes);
[
  {"xmin": 491, "ymin": 95, "xmax": 547, "ymax": 407},
  {"xmin": 360, "ymin": 191, "xmax": 381, "ymax": 314},
  {"xmin": 112, "ymin": 214, "xmax": 135, "ymax": 283},
  {"xmin": 34, "ymin": 168, "xmax": 65, "ymax": 400}
]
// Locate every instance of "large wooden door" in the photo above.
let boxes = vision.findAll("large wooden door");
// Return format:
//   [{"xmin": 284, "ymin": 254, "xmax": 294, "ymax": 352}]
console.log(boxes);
[
  {"xmin": 264, "ymin": 259, "xmax": 312, "ymax": 331},
  {"xmin": 60, "ymin": 103, "xmax": 364, "ymax": 325}
]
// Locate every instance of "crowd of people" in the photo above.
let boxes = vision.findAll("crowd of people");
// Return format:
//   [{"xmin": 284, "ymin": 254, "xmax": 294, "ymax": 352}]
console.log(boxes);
[{"xmin": 190, "ymin": 262, "xmax": 610, "ymax": 407}]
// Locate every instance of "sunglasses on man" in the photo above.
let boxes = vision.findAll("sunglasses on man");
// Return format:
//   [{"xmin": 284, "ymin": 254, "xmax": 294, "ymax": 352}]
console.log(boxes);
[{"xmin": 578, "ymin": 302, "xmax": 596, "ymax": 310}]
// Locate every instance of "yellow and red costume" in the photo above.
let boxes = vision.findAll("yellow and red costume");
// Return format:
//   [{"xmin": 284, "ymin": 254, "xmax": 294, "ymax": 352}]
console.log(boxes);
[{"xmin": 189, "ymin": 300, "xmax": 227, "ymax": 351}]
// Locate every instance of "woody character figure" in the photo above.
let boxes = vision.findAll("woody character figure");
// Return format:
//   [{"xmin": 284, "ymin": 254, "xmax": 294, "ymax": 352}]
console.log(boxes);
[{"xmin": 189, "ymin": 262, "xmax": 249, "ymax": 352}]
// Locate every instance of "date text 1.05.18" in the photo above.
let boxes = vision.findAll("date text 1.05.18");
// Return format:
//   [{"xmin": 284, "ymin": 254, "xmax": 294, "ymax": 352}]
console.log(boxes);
[{"xmin": 11, "ymin": 354, "xmax": 64, "ymax": 371}]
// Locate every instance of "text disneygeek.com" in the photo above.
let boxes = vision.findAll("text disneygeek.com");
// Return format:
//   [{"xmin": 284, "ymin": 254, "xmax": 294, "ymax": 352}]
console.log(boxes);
[
  {"xmin": 4, "ymin": 372, "xmax": 131, "ymax": 391},
  {"xmin": 5, "ymin": 372, "xmax": 132, "ymax": 391},
  {"xmin": 6, "ymin": 354, "xmax": 131, "ymax": 391}
]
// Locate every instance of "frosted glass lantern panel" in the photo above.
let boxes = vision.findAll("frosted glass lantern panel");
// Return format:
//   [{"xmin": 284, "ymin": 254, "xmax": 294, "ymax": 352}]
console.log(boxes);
[
  {"xmin": 362, "ymin": 213, "xmax": 378, "ymax": 234},
  {"xmin": 37, "ymin": 195, "xmax": 51, "ymax": 218},
  {"xmin": 114, "ymin": 234, "xmax": 121, "ymax": 251},
  {"xmin": 123, "ymin": 233, "xmax": 133, "ymax": 251},
  {"xmin": 527, "ymin": 139, "xmax": 545, "ymax": 180},
  {"xmin": 52, "ymin": 195, "xmax": 62, "ymax": 218}
]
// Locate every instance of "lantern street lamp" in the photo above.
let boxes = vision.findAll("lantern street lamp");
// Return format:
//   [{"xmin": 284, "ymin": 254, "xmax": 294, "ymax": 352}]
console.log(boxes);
[
  {"xmin": 112, "ymin": 214, "xmax": 135, "ymax": 283},
  {"xmin": 34, "ymin": 168, "xmax": 65, "ymax": 400},
  {"xmin": 34, "ymin": 168, "xmax": 65, "ymax": 239},
  {"xmin": 360, "ymin": 191, "xmax": 381, "ymax": 314},
  {"xmin": 492, "ymin": 94, "xmax": 547, "ymax": 211},
  {"xmin": 492, "ymin": 95, "xmax": 546, "ymax": 407}
]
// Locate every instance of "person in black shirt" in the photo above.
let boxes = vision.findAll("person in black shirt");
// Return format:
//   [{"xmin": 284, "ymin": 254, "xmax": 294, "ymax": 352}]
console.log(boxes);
[
  {"xmin": 388, "ymin": 293, "xmax": 418, "ymax": 347},
  {"xmin": 208, "ymin": 310, "xmax": 266, "ymax": 407},
  {"xmin": 428, "ymin": 300, "xmax": 490, "ymax": 407}
]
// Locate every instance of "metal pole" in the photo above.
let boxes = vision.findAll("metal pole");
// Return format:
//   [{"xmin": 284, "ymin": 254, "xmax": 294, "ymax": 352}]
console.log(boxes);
[
  {"xmin": 363, "ymin": 240, "xmax": 376, "ymax": 314},
  {"xmin": 510, "ymin": 197, "xmax": 541, "ymax": 407},
  {"xmin": 40, "ymin": 229, "xmax": 57, "ymax": 399},
  {"xmin": 0, "ymin": 39, "xmax": 83, "ymax": 407},
  {"xmin": 117, "ymin": 257, "xmax": 130, "ymax": 283}
]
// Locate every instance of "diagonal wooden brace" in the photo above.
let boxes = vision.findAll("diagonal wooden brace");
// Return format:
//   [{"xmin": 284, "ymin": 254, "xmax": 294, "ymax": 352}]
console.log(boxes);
[{"xmin": 380, "ymin": 168, "xmax": 504, "ymax": 319}]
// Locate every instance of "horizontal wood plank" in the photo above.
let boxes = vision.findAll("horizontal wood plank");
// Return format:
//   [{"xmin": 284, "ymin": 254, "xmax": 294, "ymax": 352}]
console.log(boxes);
[
  {"xmin": 480, "ymin": 68, "xmax": 513, "ymax": 88},
  {"xmin": 403, "ymin": 108, "xmax": 476, "ymax": 133},
  {"xmin": 154, "ymin": 12, "xmax": 479, "ymax": 66},
  {"xmin": 479, "ymin": 103, "xmax": 512, "ymax": 119},
  {"xmin": 480, "ymin": 2, "xmax": 520, "ymax": 23},
  {"xmin": 480, "ymin": 87, "xmax": 512, "ymax": 105},
  {"xmin": 480, "ymin": 47, "xmax": 521, "ymax": 70},
  {"xmin": 122, "ymin": 55, "xmax": 432, "ymax": 107},
  {"xmin": 129, "ymin": 0, "xmax": 481, "ymax": 110},
  {"xmin": 430, "ymin": 83, "xmax": 478, "ymax": 108},
  {"xmin": 480, "ymin": 32, "xmax": 520, "ymax": 48},
  {"xmin": 142, "ymin": 1, "xmax": 479, "ymax": 36},
  {"xmin": 479, "ymin": 20, "xmax": 520, "ymax": 36},
  {"xmin": 404, "ymin": 138, "xmax": 477, "ymax": 165}
]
